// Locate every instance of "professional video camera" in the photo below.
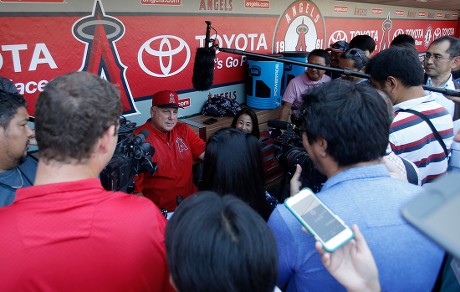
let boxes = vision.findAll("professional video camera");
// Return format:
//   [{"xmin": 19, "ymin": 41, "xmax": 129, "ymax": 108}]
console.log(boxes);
[
  {"xmin": 100, "ymin": 116, "xmax": 157, "ymax": 193},
  {"xmin": 268, "ymin": 120, "xmax": 326, "ymax": 199}
]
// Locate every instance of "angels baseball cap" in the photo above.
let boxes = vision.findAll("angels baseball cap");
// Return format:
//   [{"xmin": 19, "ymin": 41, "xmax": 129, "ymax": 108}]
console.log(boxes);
[
  {"xmin": 152, "ymin": 90, "xmax": 182, "ymax": 108},
  {"xmin": 326, "ymin": 40, "xmax": 349, "ymax": 53}
]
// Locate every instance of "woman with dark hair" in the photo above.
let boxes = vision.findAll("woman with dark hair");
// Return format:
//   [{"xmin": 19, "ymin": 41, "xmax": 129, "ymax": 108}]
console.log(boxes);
[
  {"xmin": 200, "ymin": 128, "xmax": 276, "ymax": 221},
  {"xmin": 231, "ymin": 108, "xmax": 260, "ymax": 139},
  {"xmin": 165, "ymin": 192, "xmax": 279, "ymax": 292}
]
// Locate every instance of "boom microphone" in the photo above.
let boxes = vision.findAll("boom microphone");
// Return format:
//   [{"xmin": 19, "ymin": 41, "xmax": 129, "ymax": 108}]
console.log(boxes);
[
  {"xmin": 193, "ymin": 21, "xmax": 460, "ymax": 97},
  {"xmin": 192, "ymin": 47, "xmax": 215, "ymax": 91},
  {"xmin": 192, "ymin": 21, "xmax": 216, "ymax": 91}
]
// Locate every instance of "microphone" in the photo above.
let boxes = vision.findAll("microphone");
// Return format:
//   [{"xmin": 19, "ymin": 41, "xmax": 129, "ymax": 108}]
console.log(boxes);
[
  {"xmin": 192, "ymin": 21, "xmax": 216, "ymax": 91},
  {"xmin": 192, "ymin": 47, "xmax": 215, "ymax": 91},
  {"xmin": 134, "ymin": 129, "xmax": 149, "ymax": 145}
]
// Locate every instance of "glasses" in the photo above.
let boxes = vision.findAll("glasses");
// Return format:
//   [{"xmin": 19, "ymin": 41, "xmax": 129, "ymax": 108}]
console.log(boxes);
[
  {"xmin": 424, "ymin": 53, "xmax": 452, "ymax": 61},
  {"xmin": 348, "ymin": 49, "xmax": 367, "ymax": 64}
]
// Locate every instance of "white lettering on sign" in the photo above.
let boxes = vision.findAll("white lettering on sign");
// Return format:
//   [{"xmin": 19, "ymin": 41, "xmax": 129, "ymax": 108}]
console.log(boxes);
[
  {"xmin": 350, "ymin": 30, "xmax": 379, "ymax": 41},
  {"xmin": 273, "ymin": 63, "xmax": 280, "ymax": 96},
  {"xmin": 405, "ymin": 29, "xmax": 424, "ymax": 38},
  {"xmin": 333, "ymin": 5, "xmax": 348, "ymax": 13},
  {"xmin": 178, "ymin": 98, "xmax": 190, "ymax": 108},
  {"xmin": 0, "ymin": 43, "xmax": 57, "ymax": 72},
  {"xmin": 196, "ymin": 33, "xmax": 267, "ymax": 52},
  {"xmin": 225, "ymin": 55, "xmax": 247, "ymax": 68},
  {"xmin": 15, "ymin": 79, "xmax": 49, "ymax": 95},
  {"xmin": 210, "ymin": 90, "xmax": 237, "ymax": 100},
  {"xmin": 442, "ymin": 28, "xmax": 455, "ymax": 36},
  {"xmin": 29, "ymin": 43, "xmax": 57, "ymax": 71},
  {"xmin": 1, "ymin": 44, "xmax": 27, "ymax": 72},
  {"xmin": 284, "ymin": 2, "xmax": 320, "ymax": 24}
]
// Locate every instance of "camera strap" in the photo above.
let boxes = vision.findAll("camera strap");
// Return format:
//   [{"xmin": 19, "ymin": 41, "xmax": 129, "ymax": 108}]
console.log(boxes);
[{"xmin": 397, "ymin": 108, "xmax": 449, "ymax": 158}]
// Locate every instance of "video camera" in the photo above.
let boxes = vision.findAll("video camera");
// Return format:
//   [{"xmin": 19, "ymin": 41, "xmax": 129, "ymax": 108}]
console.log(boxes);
[
  {"xmin": 268, "ymin": 120, "xmax": 326, "ymax": 198},
  {"xmin": 100, "ymin": 116, "xmax": 157, "ymax": 193}
]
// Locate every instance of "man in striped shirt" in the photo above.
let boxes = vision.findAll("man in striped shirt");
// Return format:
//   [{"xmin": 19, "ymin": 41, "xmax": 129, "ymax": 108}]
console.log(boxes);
[{"xmin": 366, "ymin": 46, "xmax": 453, "ymax": 184}]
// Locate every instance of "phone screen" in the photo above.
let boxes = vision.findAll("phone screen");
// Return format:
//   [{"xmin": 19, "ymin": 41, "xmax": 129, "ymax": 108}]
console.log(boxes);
[{"xmin": 290, "ymin": 195, "xmax": 346, "ymax": 242}]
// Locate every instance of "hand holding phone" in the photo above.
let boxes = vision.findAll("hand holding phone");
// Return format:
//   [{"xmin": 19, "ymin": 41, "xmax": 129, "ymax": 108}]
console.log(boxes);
[
  {"xmin": 284, "ymin": 188, "xmax": 354, "ymax": 252},
  {"xmin": 314, "ymin": 224, "xmax": 380, "ymax": 292}
]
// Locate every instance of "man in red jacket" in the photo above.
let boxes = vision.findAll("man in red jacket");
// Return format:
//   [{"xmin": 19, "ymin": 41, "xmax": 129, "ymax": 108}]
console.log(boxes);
[{"xmin": 135, "ymin": 90, "xmax": 205, "ymax": 212}]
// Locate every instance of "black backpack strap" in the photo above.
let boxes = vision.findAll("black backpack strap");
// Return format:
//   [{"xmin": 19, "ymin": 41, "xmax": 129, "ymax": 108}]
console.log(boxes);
[
  {"xmin": 398, "ymin": 108, "xmax": 449, "ymax": 157},
  {"xmin": 401, "ymin": 158, "xmax": 419, "ymax": 185}
]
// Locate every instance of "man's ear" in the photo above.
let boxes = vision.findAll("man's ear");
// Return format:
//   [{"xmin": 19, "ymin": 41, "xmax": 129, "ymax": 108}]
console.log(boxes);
[
  {"xmin": 451, "ymin": 56, "xmax": 460, "ymax": 70},
  {"xmin": 318, "ymin": 137, "xmax": 328, "ymax": 157},
  {"xmin": 386, "ymin": 76, "xmax": 398, "ymax": 93},
  {"xmin": 98, "ymin": 125, "xmax": 117, "ymax": 154}
]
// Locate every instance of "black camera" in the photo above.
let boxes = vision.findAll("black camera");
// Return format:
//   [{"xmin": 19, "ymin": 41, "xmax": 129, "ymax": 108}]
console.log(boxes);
[
  {"xmin": 270, "ymin": 121, "xmax": 326, "ymax": 198},
  {"xmin": 100, "ymin": 116, "xmax": 157, "ymax": 193}
]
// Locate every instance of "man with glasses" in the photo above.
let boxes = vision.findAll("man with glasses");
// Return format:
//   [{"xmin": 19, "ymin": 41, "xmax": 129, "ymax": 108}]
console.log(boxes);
[
  {"xmin": 279, "ymin": 49, "xmax": 332, "ymax": 123},
  {"xmin": 366, "ymin": 46, "xmax": 454, "ymax": 184},
  {"xmin": 424, "ymin": 37, "xmax": 460, "ymax": 174},
  {"xmin": 423, "ymin": 36, "xmax": 460, "ymax": 118}
]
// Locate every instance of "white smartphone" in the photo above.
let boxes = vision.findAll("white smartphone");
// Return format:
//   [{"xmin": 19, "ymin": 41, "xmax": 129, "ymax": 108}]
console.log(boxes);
[{"xmin": 284, "ymin": 188, "xmax": 354, "ymax": 252}]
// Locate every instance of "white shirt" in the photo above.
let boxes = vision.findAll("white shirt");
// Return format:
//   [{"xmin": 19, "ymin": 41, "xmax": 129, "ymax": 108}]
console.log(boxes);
[{"xmin": 425, "ymin": 75, "xmax": 456, "ymax": 117}]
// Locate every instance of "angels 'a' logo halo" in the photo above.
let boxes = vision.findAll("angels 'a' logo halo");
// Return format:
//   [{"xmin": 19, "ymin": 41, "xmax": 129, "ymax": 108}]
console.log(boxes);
[
  {"xmin": 272, "ymin": 1, "xmax": 326, "ymax": 53},
  {"xmin": 169, "ymin": 93, "xmax": 176, "ymax": 104}
]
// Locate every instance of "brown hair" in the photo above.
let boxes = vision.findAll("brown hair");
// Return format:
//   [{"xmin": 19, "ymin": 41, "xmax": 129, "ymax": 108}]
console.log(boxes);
[{"xmin": 35, "ymin": 71, "xmax": 122, "ymax": 163}]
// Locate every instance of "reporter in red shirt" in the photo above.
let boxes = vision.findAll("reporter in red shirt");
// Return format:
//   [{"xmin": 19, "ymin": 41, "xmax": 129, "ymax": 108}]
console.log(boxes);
[{"xmin": 0, "ymin": 72, "xmax": 175, "ymax": 292}]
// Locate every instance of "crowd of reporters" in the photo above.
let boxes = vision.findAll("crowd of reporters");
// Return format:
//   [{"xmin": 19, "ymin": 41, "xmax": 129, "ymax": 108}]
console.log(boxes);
[{"xmin": 0, "ymin": 33, "xmax": 459, "ymax": 291}]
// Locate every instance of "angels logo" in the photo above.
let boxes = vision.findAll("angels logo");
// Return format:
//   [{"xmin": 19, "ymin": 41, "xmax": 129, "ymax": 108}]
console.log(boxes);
[
  {"xmin": 169, "ymin": 93, "xmax": 176, "ymax": 104},
  {"xmin": 272, "ymin": 1, "xmax": 326, "ymax": 53},
  {"xmin": 72, "ymin": 0, "xmax": 137, "ymax": 114},
  {"xmin": 379, "ymin": 14, "xmax": 392, "ymax": 51},
  {"xmin": 424, "ymin": 25, "xmax": 433, "ymax": 48},
  {"xmin": 176, "ymin": 138, "xmax": 189, "ymax": 153}
]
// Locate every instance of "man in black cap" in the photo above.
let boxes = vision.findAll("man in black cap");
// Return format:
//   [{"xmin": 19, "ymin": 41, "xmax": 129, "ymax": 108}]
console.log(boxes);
[{"xmin": 326, "ymin": 40, "xmax": 349, "ymax": 79}]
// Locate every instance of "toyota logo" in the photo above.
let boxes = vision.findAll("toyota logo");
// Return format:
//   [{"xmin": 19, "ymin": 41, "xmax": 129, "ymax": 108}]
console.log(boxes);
[
  {"xmin": 138, "ymin": 35, "xmax": 191, "ymax": 78},
  {"xmin": 433, "ymin": 28, "xmax": 442, "ymax": 38},
  {"xmin": 392, "ymin": 29, "xmax": 405, "ymax": 39},
  {"xmin": 329, "ymin": 30, "xmax": 348, "ymax": 45}
]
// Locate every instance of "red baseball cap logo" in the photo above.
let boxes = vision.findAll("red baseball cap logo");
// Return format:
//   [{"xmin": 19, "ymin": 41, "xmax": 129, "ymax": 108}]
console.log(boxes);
[{"xmin": 152, "ymin": 90, "xmax": 182, "ymax": 108}]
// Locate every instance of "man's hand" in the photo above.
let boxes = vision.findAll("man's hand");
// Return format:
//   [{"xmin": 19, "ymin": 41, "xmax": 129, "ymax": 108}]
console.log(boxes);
[
  {"xmin": 289, "ymin": 164, "xmax": 302, "ymax": 196},
  {"xmin": 314, "ymin": 224, "xmax": 380, "ymax": 292},
  {"xmin": 381, "ymin": 156, "xmax": 407, "ymax": 182}
]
